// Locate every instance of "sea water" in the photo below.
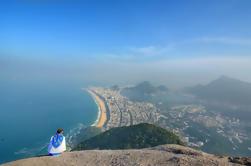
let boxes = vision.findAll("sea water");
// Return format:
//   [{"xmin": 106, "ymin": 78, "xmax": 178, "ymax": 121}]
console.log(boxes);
[{"xmin": 0, "ymin": 81, "xmax": 98, "ymax": 164}]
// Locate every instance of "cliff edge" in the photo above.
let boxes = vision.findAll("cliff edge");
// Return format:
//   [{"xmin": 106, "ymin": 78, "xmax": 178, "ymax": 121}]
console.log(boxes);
[{"xmin": 3, "ymin": 144, "xmax": 247, "ymax": 166}]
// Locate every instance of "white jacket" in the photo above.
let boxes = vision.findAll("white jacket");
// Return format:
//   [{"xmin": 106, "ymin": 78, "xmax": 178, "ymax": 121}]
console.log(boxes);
[{"xmin": 48, "ymin": 136, "xmax": 66, "ymax": 155}]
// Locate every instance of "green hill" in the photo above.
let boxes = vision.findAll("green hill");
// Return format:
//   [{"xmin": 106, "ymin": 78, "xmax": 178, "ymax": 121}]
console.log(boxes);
[{"xmin": 73, "ymin": 123, "xmax": 183, "ymax": 150}]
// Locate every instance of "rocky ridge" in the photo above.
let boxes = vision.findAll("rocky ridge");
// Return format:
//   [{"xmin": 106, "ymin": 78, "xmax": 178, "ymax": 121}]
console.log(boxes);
[{"xmin": 3, "ymin": 144, "xmax": 249, "ymax": 166}]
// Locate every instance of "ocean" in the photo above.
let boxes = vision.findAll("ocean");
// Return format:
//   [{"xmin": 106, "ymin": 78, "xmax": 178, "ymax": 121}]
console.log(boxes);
[{"xmin": 0, "ymin": 81, "xmax": 98, "ymax": 164}]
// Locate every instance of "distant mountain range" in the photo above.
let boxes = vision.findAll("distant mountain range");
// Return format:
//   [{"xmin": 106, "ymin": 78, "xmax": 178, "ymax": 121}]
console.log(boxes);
[
  {"xmin": 73, "ymin": 123, "xmax": 183, "ymax": 150},
  {"xmin": 121, "ymin": 81, "xmax": 168, "ymax": 101},
  {"xmin": 186, "ymin": 76, "xmax": 251, "ymax": 106}
]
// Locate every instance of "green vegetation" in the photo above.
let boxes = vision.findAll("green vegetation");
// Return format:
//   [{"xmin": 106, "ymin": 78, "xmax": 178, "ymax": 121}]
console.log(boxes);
[
  {"xmin": 73, "ymin": 123, "xmax": 183, "ymax": 150},
  {"xmin": 69, "ymin": 126, "xmax": 102, "ymax": 149}
]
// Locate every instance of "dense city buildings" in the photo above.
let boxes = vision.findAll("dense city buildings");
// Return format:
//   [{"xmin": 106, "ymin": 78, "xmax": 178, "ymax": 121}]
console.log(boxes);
[{"xmin": 89, "ymin": 87, "xmax": 160, "ymax": 131}]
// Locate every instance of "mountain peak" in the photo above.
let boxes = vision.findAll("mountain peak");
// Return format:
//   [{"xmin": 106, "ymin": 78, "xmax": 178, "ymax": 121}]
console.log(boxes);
[
  {"xmin": 135, "ymin": 81, "xmax": 154, "ymax": 88},
  {"xmin": 218, "ymin": 75, "xmax": 232, "ymax": 80},
  {"xmin": 209, "ymin": 75, "xmax": 251, "ymax": 87},
  {"xmin": 187, "ymin": 76, "xmax": 251, "ymax": 105},
  {"xmin": 4, "ymin": 144, "xmax": 248, "ymax": 166},
  {"xmin": 212, "ymin": 75, "xmax": 240, "ymax": 84}
]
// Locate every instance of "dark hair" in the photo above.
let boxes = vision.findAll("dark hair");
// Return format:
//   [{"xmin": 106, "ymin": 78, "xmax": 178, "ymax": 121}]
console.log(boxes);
[{"xmin": 57, "ymin": 128, "xmax": 64, "ymax": 134}]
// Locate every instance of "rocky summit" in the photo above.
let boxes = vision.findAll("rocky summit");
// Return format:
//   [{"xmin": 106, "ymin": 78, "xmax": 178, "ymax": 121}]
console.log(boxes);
[{"xmin": 3, "ymin": 144, "xmax": 248, "ymax": 166}]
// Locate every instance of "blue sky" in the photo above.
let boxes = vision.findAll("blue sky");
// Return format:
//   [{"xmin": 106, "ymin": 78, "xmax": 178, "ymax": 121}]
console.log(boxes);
[
  {"xmin": 1, "ymin": 0, "xmax": 251, "ymax": 87},
  {"xmin": 1, "ymin": 0, "xmax": 251, "ymax": 59}
]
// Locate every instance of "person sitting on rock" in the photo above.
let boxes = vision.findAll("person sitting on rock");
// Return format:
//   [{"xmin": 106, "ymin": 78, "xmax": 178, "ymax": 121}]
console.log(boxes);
[{"xmin": 48, "ymin": 128, "xmax": 66, "ymax": 156}]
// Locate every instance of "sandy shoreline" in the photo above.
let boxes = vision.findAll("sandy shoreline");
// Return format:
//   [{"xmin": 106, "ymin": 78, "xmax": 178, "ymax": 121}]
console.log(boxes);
[{"xmin": 85, "ymin": 89, "xmax": 107, "ymax": 128}]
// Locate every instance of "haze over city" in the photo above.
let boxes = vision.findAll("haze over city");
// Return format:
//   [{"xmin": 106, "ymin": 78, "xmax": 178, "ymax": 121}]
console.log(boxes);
[{"xmin": 1, "ymin": 0, "xmax": 251, "ymax": 88}]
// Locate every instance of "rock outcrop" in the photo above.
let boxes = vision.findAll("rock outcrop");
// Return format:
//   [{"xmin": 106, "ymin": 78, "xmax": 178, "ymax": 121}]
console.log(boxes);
[{"xmin": 3, "ymin": 144, "xmax": 247, "ymax": 166}]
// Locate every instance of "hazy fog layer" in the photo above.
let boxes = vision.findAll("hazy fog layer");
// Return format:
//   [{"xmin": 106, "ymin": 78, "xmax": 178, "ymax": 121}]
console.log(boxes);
[{"xmin": 1, "ymin": 55, "xmax": 251, "ymax": 89}]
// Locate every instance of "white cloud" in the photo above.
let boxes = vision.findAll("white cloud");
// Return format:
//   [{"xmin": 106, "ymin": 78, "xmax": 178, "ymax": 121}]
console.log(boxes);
[
  {"xmin": 98, "ymin": 36, "xmax": 251, "ymax": 62},
  {"xmin": 95, "ymin": 45, "xmax": 175, "ymax": 62},
  {"xmin": 128, "ymin": 45, "xmax": 174, "ymax": 56}
]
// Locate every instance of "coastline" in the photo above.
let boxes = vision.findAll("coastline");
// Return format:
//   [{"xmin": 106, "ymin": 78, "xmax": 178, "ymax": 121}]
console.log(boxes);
[{"xmin": 84, "ymin": 88, "xmax": 107, "ymax": 128}]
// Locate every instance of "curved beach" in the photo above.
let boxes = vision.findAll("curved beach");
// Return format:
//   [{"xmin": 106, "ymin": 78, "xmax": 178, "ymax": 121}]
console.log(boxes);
[{"xmin": 86, "ymin": 89, "xmax": 107, "ymax": 128}]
